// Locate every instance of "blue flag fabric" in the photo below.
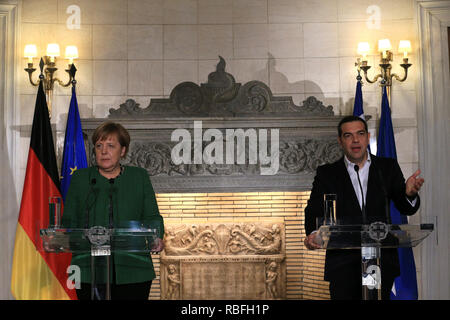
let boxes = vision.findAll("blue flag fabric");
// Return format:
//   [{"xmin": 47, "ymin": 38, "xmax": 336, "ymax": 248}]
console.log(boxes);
[
  {"xmin": 60, "ymin": 86, "xmax": 88, "ymax": 201},
  {"xmin": 353, "ymin": 80, "xmax": 365, "ymax": 119},
  {"xmin": 353, "ymin": 80, "xmax": 371, "ymax": 153},
  {"xmin": 376, "ymin": 86, "xmax": 418, "ymax": 300}
]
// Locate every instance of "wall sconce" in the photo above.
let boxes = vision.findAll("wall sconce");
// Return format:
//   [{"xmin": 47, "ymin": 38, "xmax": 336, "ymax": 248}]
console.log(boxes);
[
  {"xmin": 24, "ymin": 44, "xmax": 78, "ymax": 114},
  {"xmin": 355, "ymin": 39, "xmax": 412, "ymax": 101}
]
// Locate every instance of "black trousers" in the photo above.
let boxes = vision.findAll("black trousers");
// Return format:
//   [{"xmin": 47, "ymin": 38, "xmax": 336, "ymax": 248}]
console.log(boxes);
[
  {"xmin": 76, "ymin": 281, "xmax": 152, "ymax": 300},
  {"xmin": 328, "ymin": 264, "xmax": 396, "ymax": 300}
]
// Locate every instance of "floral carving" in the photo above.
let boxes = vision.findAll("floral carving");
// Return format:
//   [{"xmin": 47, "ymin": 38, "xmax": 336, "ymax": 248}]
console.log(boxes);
[
  {"xmin": 279, "ymin": 140, "xmax": 342, "ymax": 173},
  {"xmin": 164, "ymin": 223, "xmax": 283, "ymax": 256},
  {"xmin": 116, "ymin": 138, "xmax": 341, "ymax": 177}
]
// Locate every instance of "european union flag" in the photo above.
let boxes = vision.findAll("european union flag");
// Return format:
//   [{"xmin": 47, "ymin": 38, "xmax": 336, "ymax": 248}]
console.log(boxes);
[
  {"xmin": 353, "ymin": 80, "xmax": 365, "ymax": 119},
  {"xmin": 60, "ymin": 86, "xmax": 88, "ymax": 200},
  {"xmin": 377, "ymin": 86, "xmax": 418, "ymax": 300},
  {"xmin": 353, "ymin": 79, "xmax": 371, "ymax": 152}
]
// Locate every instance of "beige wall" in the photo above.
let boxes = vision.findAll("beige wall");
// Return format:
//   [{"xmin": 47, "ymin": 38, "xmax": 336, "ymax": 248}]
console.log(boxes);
[
  {"xmin": 16, "ymin": 0, "xmax": 420, "ymax": 184},
  {"xmin": 6, "ymin": 0, "xmax": 427, "ymax": 299}
]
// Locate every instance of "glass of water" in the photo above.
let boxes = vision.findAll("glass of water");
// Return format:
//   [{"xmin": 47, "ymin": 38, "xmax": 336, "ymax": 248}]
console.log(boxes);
[{"xmin": 323, "ymin": 194, "xmax": 337, "ymax": 225}]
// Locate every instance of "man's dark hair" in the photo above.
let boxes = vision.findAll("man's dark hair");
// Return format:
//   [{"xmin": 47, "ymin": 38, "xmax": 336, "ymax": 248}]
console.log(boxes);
[{"xmin": 337, "ymin": 115, "xmax": 368, "ymax": 137}]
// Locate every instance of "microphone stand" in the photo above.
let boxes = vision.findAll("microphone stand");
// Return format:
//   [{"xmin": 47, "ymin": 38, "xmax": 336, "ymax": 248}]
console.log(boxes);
[
  {"xmin": 354, "ymin": 165, "xmax": 367, "ymax": 225},
  {"xmin": 108, "ymin": 179, "xmax": 115, "ymax": 229},
  {"xmin": 84, "ymin": 177, "xmax": 98, "ymax": 300},
  {"xmin": 85, "ymin": 178, "xmax": 97, "ymax": 229},
  {"xmin": 371, "ymin": 161, "xmax": 391, "ymax": 224},
  {"xmin": 354, "ymin": 164, "xmax": 382, "ymax": 300},
  {"xmin": 106, "ymin": 178, "xmax": 115, "ymax": 300}
]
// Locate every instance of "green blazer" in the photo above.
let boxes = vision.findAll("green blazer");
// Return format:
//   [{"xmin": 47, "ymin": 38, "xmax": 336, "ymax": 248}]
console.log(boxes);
[{"xmin": 62, "ymin": 166, "xmax": 164, "ymax": 285}]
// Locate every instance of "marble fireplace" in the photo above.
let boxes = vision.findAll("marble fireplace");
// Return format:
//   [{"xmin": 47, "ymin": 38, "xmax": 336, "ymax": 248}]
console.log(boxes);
[{"xmin": 81, "ymin": 57, "xmax": 342, "ymax": 300}]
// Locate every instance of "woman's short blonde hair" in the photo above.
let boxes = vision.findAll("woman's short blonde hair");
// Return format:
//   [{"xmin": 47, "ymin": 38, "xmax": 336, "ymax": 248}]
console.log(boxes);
[{"xmin": 92, "ymin": 121, "xmax": 131, "ymax": 156}]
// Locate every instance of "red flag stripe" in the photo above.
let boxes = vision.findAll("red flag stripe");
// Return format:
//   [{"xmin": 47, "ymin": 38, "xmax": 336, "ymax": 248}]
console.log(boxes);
[{"xmin": 18, "ymin": 148, "xmax": 77, "ymax": 300}]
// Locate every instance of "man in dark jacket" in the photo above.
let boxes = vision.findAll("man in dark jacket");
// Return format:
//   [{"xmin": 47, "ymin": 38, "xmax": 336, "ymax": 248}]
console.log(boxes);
[{"xmin": 304, "ymin": 116, "xmax": 424, "ymax": 300}]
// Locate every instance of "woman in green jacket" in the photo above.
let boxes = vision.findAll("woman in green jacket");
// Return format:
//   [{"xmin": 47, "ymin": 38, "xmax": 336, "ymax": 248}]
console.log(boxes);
[{"xmin": 62, "ymin": 121, "xmax": 164, "ymax": 300}]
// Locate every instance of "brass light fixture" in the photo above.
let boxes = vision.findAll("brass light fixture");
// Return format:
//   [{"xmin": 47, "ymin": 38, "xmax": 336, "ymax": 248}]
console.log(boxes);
[
  {"xmin": 24, "ymin": 44, "xmax": 79, "ymax": 114},
  {"xmin": 355, "ymin": 39, "xmax": 412, "ymax": 101}
]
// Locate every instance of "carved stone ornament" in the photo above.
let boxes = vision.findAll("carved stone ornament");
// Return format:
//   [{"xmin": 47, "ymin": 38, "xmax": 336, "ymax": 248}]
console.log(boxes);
[
  {"xmin": 104, "ymin": 138, "xmax": 342, "ymax": 177},
  {"xmin": 160, "ymin": 222, "xmax": 286, "ymax": 300},
  {"xmin": 81, "ymin": 56, "xmax": 350, "ymax": 192},
  {"xmin": 163, "ymin": 222, "xmax": 283, "ymax": 256},
  {"xmin": 108, "ymin": 56, "xmax": 334, "ymax": 118}
]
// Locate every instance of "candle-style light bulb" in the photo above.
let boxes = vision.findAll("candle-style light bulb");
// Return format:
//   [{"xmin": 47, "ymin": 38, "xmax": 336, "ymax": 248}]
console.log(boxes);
[
  {"xmin": 24, "ymin": 44, "xmax": 37, "ymax": 64},
  {"xmin": 46, "ymin": 43, "xmax": 60, "ymax": 63},
  {"xmin": 398, "ymin": 40, "xmax": 412, "ymax": 59},
  {"xmin": 357, "ymin": 42, "xmax": 370, "ymax": 61},
  {"xmin": 65, "ymin": 45, "xmax": 78, "ymax": 65},
  {"xmin": 378, "ymin": 39, "xmax": 392, "ymax": 60}
]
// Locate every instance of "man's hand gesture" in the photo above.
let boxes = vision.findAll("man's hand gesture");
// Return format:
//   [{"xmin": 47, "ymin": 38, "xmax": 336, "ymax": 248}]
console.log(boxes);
[{"xmin": 406, "ymin": 169, "xmax": 424, "ymax": 198}]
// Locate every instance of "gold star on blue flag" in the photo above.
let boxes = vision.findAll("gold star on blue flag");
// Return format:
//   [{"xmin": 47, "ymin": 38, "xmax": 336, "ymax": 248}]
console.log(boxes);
[
  {"xmin": 60, "ymin": 85, "xmax": 87, "ymax": 200},
  {"xmin": 69, "ymin": 166, "xmax": 77, "ymax": 175}
]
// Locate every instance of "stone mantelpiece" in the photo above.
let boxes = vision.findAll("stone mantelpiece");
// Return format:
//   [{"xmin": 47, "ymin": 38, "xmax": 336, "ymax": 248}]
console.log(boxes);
[
  {"xmin": 79, "ymin": 57, "xmax": 338, "ymax": 299},
  {"xmin": 80, "ymin": 57, "xmax": 344, "ymax": 193}
]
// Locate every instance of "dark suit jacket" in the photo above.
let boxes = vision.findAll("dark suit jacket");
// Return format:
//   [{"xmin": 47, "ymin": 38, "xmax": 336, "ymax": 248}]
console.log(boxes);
[{"xmin": 304, "ymin": 155, "xmax": 420, "ymax": 281}]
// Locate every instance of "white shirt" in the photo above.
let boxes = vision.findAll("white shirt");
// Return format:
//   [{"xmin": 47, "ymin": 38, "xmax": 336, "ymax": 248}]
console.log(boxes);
[
  {"xmin": 310, "ymin": 155, "xmax": 416, "ymax": 235},
  {"xmin": 343, "ymin": 154, "xmax": 371, "ymax": 210},
  {"xmin": 343, "ymin": 154, "xmax": 417, "ymax": 209}
]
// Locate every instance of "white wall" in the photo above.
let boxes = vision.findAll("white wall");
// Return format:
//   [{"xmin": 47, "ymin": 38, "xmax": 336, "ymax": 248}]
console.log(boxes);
[
  {"xmin": 415, "ymin": 0, "xmax": 450, "ymax": 300},
  {"xmin": 16, "ymin": 0, "xmax": 420, "ymax": 194},
  {"xmin": 0, "ymin": 1, "xmax": 19, "ymax": 301}
]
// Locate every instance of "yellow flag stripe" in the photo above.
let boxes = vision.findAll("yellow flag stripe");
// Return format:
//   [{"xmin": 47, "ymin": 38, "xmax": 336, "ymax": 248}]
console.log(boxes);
[{"xmin": 11, "ymin": 224, "xmax": 71, "ymax": 300}]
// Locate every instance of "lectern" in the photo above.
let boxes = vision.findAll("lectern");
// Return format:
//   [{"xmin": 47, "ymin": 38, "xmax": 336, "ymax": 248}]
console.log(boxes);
[
  {"xmin": 315, "ymin": 217, "xmax": 433, "ymax": 300},
  {"xmin": 39, "ymin": 223, "xmax": 159, "ymax": 300}
]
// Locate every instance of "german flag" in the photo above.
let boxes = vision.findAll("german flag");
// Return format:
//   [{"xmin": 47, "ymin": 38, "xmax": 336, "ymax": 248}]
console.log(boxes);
[{"xmin": 11, "ymin": 81, "xmax": 77, "ymax": 300}]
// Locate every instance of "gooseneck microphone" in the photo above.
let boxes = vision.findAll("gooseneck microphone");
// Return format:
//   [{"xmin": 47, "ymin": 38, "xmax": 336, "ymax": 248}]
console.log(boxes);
[
  {"xmin": 354, "ymin": 165, "xmax": 367, "ymax": 224},
  {"xmin": 108, "ymin": 178, "xmax": 115, "ymax": 229},
  {"xmin": 371, "ymin": 161, "xmax": 391, "ymax": 224},
  {"xmin": 84, "ymin": 178, "xmax": 97, "ymax": 228}
]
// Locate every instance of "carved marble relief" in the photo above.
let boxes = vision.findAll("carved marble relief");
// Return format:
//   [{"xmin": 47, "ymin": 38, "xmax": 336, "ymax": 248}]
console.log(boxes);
[
  {"xmin": 91, "ymin": 138, "xmax": 339, "ymax": 176},
  {"xmin": 109, "ymin": 56, "xmax": 334, "ymax": 118},
  {"xmin": 88, "ymin": 138, "xmax": 342, "ymax": 177},
  {"xmin": 163, "ymin": 222, "xmax": 283, "ymax": 256},
  {"xmin": 81, "ymin": 56, "xmax": 345, "ymax": 192},
  {"xmin": 161, "ymin": 222, "xmax": 286, "ymax": 300}
]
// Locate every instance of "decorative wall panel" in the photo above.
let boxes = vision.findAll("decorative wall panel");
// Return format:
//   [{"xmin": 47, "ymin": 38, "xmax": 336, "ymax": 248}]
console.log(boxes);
[{"xmin": 81, "ymin": 57, "xmax": 344, "ymax": 193}]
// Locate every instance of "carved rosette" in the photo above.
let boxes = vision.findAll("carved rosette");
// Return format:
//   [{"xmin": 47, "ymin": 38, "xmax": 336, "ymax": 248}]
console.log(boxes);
[
  {"xmin": 121, "ymin": 142, "xmax": 173, "ymax": 176},
  {"xmin": 237, "ymin": 81, "xmax": 271, "ymax": 113},
  {"xmin": 279, "ymin": 139, "xmax": 342, "ymax": 174},
  {"xmin": 170, "ymin": 82, "xmax": 203, "ymax": 114}
]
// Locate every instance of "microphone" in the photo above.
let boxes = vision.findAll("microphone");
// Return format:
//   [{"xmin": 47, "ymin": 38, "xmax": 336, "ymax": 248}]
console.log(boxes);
[
  {"xmin": 84, "ymin": 178, "xmax": 97, "ymax": 228},
  {"xmin": 371, "ymin": 161, "xmax": 391, "ymax": 224},
  {"xmin": 354, "ymin": 165, "xmax": 367, "ymax": 224},
  {"xmin": 108, "ymin": 178, "xmax": 115, "ymax": 229}
]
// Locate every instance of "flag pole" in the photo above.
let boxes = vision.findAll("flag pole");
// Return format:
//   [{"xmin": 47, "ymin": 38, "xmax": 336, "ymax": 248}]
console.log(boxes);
[
  {"xmin": 380, "ymin": 79, "xmax": 391, "ymax": 108},
  {"xmin": 38, "ymin": 58, "xmax": 52, "ymax": 119},
  {"xmin": 69, "ymin": 64, "xmax": 77, "ymax": 88}
]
